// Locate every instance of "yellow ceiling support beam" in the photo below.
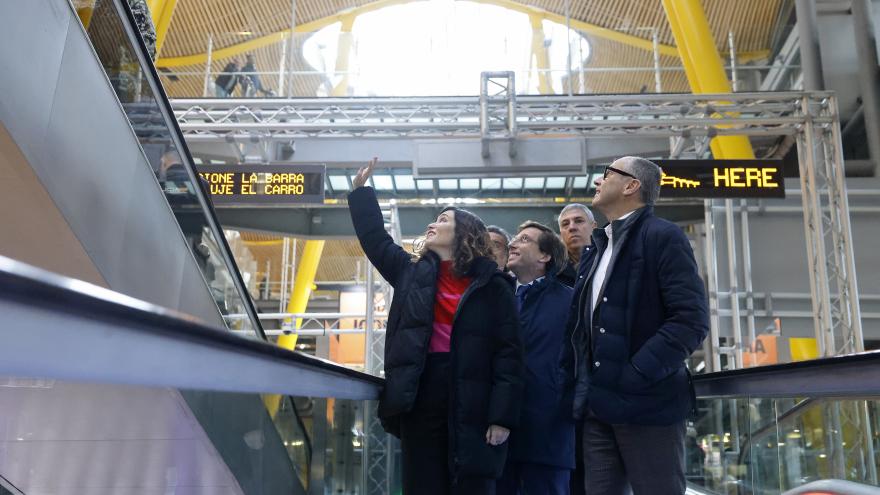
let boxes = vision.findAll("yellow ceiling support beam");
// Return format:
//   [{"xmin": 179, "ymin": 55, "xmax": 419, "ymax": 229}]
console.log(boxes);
[
  {"xmin": 279, "ymin": 239, "xmax": 325, "ymax": 349},
  {"xmin": 242, "ymin": 239, "xmax": 284, "ymax": 247},
  {"xmin": 150, "ymin": 0, "xmax": 179, "ymax": 57},
  {"xmin": 265, "ymin": 239, "xmax": 326, "ymax": 417},
  {"xmin": 663, "ymin": 0, "xmax": 701, "ymax": 93},
  {"xmin": 331, "ymin": 14, "xmax": 357, "ymax": 96},
  {"xmin": 156, "ymin": 0, "xmax": 768, "ymax": 69},
  {"xmin": 661, "ymin": 0, "xmax": 754, "ymax": 159},
  {"xmin": 529, "ymin": 13, "xmax": 553, "ymax": 94},
  {"xmin": 155, "ymin": 0, "xmax": 408, "ymax": 68},
  {"xmin": 479, "ymin": 0, "xmax": 768, "ymax": 63}
]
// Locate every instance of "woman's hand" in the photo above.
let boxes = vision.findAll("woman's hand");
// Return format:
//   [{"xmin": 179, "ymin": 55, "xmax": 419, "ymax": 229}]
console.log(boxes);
[
  {"xmin": 353, "ymin": 157, "xmax": 378, "ymax": 189},
  {"xmin": 485, "ymin": 424, "xmax": 510, "ymax": 446}
]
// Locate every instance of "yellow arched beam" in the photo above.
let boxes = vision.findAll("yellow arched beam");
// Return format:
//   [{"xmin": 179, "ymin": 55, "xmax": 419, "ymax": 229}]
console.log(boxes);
[
  {"xmin": 149, "ymin": 0, "xmax": 179, "ymax": 57},
  {"xmin": 662, "ymin": 0, "xmax": 754, "ymax": 160},
  {"xmin": 280, "ymin": 239, "xmax": 325, "ymax": 348},
  {"xmin": 265, "ymin": 239, "xmax": 326, "ymax": 417},
  {"xmin": 529, "ymin": 13, "xmax": 553, "ymax": 94},
  {"xmin": 155, "ymin": 0, "xmax": 408, "ymax": 68},
  {"xmin": 663, "ymin": 0, "xmax": 702, "ymax": 93},
  {"xmin": 331, "ymin": 14, "xmax": 357, "ymax": 96},
  {"xmin": 483, "ymin": 0, "xmax": 767, "ymax": 63},
  {"xmin": 156, "ymin": 0, "xmax": 768, "ymax": 69},
  {"xmin": 242, "ymin": 239, "xmax": 285, "ymax": 247}
]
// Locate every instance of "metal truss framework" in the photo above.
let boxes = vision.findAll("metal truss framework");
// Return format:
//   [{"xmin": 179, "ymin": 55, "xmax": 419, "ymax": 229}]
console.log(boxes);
[
  {"xmin": 172, "ymin": 91, "xmax": 823, "ymax": 141},
  {"xmin": 173, "ymin": 91, "xmax": 861, "ymax": 358},
  {"xmin": 175, "ymin": 91, "xmax": 865, "ymax": 488}
]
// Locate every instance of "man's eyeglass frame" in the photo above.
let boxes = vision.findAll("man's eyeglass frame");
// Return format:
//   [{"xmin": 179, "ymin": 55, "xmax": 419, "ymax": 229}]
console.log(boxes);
[{"xmin": 603, "ymin": 166, "xmax": 638, "ymax": 180}]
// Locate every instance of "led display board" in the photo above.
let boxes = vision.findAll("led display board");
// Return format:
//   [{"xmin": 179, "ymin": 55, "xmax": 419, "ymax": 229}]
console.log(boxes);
[
  {"xmin": 654, "ymin": 159, "xmax": 785, "ymax": 199},
  {"xmin": 196, "ymin": 164, "xmax": 325, "ymax": 204}
]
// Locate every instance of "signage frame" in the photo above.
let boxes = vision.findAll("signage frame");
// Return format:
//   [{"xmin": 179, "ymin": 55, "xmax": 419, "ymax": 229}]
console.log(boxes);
[
  {"xmin": 196, "ymin": 164, "xmax": 326, "ymax": 205},
  {"xmin": 654, "ymin": 159, "xmax": 786, "ymax": 199}
]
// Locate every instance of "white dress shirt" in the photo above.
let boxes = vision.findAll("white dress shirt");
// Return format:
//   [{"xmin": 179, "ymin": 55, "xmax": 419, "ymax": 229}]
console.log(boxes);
[{"xmin": 591, "ymin": 210, "xmax": 636, "ymax": 314}]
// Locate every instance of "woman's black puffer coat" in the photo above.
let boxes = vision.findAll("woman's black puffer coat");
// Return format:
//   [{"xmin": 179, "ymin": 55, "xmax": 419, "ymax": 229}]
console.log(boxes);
[{"xmin": 349, "ymin": 186, "xmax": 524, "ymax": 478}]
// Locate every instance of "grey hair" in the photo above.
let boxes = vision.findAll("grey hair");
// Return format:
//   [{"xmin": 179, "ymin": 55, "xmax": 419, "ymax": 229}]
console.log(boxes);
[
  {"xmin": 620, "ymin": 156, "xmax": 662, "ymax": 205},
  {"xmin": 557, "ymin": 203, "xmax": 595, "ymax": 227},
  {"xmin": 486, "ymin": 225, "xmax": 511, "ymax": 242}
]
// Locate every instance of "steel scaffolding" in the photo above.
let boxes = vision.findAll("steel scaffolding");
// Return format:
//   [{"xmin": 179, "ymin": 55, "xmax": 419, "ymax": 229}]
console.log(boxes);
[
  {"xmin": 172, "ymin": 91, "xmax": 861, "ymax": 360},
  {"xmin": 171, "ymin": 90, "xmax": 865, "ymax": 489},
  {"xmin": 171, "ymin": 91, "xmax": 824, "ymax": 141}
]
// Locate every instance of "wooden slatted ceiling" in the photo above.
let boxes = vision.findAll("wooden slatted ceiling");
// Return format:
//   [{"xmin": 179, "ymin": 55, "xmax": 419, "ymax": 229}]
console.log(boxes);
[
  {"xmin": 533, "ymin": 0, "xmax": 783, "ymax": 52},
  {"xmin": 240, "ymin": 233, "xmax": 377, "ymax": 284},
  {"xmin": 158, "ymin": 0, "xmax": 785, "ymax": 97}
]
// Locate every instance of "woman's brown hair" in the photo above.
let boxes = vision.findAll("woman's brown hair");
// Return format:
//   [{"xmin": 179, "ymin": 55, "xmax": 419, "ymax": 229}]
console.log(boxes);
[{"xmin": 416, "ymin": 206, "xmax": 492, "ymax": 277}]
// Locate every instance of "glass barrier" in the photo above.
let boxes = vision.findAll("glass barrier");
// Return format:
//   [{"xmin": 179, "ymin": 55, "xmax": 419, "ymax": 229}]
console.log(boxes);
[
  {"xmin": 0, "ymin": 375, "xmax": 393, "ymax": 494},
  {"xmin": 689, "ymin": 396, "xmax": 880, "ymax": 494},
  {"xmin": 75, "ymin": 0, "xmax": 262, "ymax": 339}
]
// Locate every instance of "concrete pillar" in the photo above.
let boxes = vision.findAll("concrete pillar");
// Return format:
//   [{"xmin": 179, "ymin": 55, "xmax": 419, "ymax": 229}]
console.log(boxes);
[{"xmin": 794, "ymin": 0, "xmax": 825, "ymax": 90}]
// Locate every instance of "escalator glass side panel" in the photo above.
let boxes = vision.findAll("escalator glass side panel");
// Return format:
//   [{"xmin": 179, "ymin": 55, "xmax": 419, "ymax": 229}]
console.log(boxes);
[
  {"xmin": 689, "ymin": 397, "xmax": 880, "ymax": 495},
  {"xmin": 75, "ymin": 0, "xmax": 261, "ymax": 339}
]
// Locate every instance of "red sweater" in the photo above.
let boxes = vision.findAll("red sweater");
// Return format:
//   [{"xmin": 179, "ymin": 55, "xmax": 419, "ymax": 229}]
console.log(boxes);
[{"xmin": 429, "ymin": 260, "xmax": 471, "ymax": 353}]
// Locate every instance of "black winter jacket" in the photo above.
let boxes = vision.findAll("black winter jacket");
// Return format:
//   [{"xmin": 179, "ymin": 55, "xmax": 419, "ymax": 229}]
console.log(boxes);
[
  {"xmin": 557, "ymin": 245, "xmax": 595, "ymax": 287},
  {"xmin": 348, "ymin": 186, "xmax": 525, "ymax": 478},
  {"xmin": 562, "ymin": 206, "xmax": 708, "ymax": 425}
]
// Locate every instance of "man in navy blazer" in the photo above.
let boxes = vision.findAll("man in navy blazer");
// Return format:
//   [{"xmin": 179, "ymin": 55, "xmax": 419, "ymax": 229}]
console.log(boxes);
[
  {"xmin": 497, "ymin": 221, "xmax": 574, "ymax": 495},
  {"xmin": 566, "ymin": 156, "xmax": 709, "ymax": 495}
]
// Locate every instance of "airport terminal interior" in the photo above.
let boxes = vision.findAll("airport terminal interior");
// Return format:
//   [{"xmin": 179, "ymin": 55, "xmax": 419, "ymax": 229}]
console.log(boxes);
[{"xmin": 2, "ymin": 0, "xmax": 880, "ymax": 493}]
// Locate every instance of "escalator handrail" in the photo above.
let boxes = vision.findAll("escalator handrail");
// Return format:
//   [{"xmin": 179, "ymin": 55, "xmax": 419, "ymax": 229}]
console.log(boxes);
[
  {"xmin": 0, "ymin": 254, "xmax": 383, "ymax": 393},
  {"xmin": 110, "ymin": 0, "xmax": 266, "ymax": 341},
  {"xmin": 693, "ymin": 350, "xmax": 880, "ymax": 399}
]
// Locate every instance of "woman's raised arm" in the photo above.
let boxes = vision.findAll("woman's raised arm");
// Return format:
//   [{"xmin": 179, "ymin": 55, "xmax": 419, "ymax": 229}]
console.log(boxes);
[{"xmin": 348, "ymin": 158, "xmax": 412, "ymax": 287}]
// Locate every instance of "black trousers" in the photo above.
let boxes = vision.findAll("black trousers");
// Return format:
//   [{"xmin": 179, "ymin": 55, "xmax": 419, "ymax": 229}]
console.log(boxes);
[
  {"xmin": 400, "ymin": 353, "xmax": 496, "ymax": 495},
  {"xmin": 570, "ymin": 421, "xmax": 585, "ymax": 495},
  {"xmin": 582, "ymin": 408, "xmax": 686, "ymax": 495}
]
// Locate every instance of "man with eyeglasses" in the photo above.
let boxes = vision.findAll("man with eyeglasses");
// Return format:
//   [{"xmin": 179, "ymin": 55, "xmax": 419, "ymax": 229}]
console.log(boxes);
[
  {"xmin": 562, "ymin": 156, "xmax": 709, "ymax": 495},
  {"xmin": 497, "ymin": 221, "xmax": 574, "ymax": 495}
]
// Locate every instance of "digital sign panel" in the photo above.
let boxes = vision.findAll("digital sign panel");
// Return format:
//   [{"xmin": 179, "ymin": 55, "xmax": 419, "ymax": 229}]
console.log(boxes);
[
  {"xmin": 654, "ymin": 159, "xmax": 785, "ymax": 199},
  {"xmin": 196, "ymin": 164, "xmax": 325, "ymax": 204}
]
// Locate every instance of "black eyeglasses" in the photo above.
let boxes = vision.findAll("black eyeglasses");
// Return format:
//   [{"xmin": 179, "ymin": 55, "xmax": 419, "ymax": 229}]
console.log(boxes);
[
  {"xmin": 508, "ymin": 234, "xmax": 536, "ymax": 246},
  {"xmin": 603, "ymin": 166, "xmax": 638, "ymax": 180}
]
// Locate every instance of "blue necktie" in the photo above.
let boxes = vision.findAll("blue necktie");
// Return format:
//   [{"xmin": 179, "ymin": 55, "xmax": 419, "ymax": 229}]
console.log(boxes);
[{"xmin": 515, "ymin": 284, "xmax": 530, "ymax": 312}]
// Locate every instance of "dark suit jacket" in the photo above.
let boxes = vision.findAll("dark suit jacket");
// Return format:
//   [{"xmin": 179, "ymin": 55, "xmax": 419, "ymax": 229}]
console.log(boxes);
[
  {"xmin": 508, "ymin": 274, "xmax": 575, "ymax": 469},
  {"xmin": 564, "ymin": 206, "xmax": 709, "ymax": 425}
]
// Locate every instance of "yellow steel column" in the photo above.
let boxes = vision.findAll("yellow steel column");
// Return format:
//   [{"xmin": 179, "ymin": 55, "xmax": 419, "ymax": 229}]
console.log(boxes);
[
  {"xmin": 74, "ymin": 0, "xmax": 97, "ymax": 29},
  {"xmin": 279, "ymin": 239, "xmax": 325, "ymax": 349},
  {"xmin": 661, "ymin": 0, "xmax": 701, "ymax": 93},
  {"xmin": 529, "ymin": 14, "xmax": 553, "ymax": 94},
  {"xmin": 265, "ymin": 239, "xmax": 326, "ymax": 416},
  {"xmin": 661, "ymin": 0, "xmax": 754, "ymax": 159},
  {"xmin": 150, "ymin": 0, "xmax": 179, "ymax": 57},
  {"xmin": 331, "ymin": 14, "xmax": 357, "ymax": 96}
]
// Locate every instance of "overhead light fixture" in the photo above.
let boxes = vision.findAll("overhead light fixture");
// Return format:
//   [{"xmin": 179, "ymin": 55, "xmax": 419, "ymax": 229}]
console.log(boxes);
[{"xmin": 238, "ymin": 31, "xmax": 253, "ymax": 36}]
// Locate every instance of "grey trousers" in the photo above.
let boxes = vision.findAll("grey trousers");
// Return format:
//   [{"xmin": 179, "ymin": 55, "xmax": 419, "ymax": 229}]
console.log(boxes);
[{"xmin": 582, "ymin": 409, "xmax": 686, "ymax": 495}]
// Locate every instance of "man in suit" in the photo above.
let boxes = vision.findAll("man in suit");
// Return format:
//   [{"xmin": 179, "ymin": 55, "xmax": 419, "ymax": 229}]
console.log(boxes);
[
  {"xmin": 556, "ymin": 203, "xmax": 597, "ymax": 288},
  {"xmin": 497, "ymin": 221, "xmax": 574, "ymax": 494},
  {"xmin": 567, "ymin": 156, "xmax": 709, "ymax": 495}
]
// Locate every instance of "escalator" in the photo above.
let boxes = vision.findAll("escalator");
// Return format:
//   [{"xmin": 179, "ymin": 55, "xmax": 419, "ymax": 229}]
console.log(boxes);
[
  {"xmin": 0, "ymin": 0, "xmax": 382, "ymax": 493},
  {"xmin": 690, "ymin": 355, "xmax": 880, "ymax": 494}
]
